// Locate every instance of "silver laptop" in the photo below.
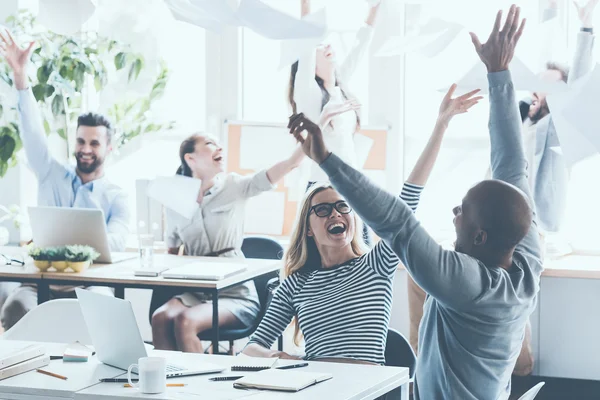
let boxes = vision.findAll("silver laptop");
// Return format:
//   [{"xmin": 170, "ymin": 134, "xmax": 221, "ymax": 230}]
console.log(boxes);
[
  {"xmin": 28, "ymin": 206, "xmax": 136, "ymax": 264},
  {"xmin": 76, "ymin": 288, "xmax": 226, "ymax": 377},
  {"xmin": 162, "ymin": 262, "xmax": 247, "ymax": 280}
]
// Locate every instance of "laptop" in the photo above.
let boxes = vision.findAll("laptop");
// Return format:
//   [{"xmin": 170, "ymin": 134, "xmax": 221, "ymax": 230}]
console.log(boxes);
[
  {"xmin": 162, "ymin": 262, "xmax": 247, "ymax": 280},
  {"xmin": 75, "ymin": 288, "xmax": 226, "ymax": 377},
  {"xmin": 28, "ymin": 206, "xmax": 136, "ymax": 264}
]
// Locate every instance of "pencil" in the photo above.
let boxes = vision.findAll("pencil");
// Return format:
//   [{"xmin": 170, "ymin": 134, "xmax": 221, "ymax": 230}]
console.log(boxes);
[
  {"xmin": 36, "ymin": 369, "xmax": 68, "ymax": 380},
  {"xmin": 123, "ymin": 383, "xmax": 186, "ymax": 388}
]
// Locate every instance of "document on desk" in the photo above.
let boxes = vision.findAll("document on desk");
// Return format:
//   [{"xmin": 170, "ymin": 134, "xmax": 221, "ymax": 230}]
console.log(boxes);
[{"xmin": 233, "ymin": 369, "xmax": 333, "ymax": 392}]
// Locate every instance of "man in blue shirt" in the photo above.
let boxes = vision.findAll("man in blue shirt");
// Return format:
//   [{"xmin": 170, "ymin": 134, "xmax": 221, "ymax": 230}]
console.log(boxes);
[{"xmin": 0, "ymin": 30, "xmax": 130, "ymax": 330}]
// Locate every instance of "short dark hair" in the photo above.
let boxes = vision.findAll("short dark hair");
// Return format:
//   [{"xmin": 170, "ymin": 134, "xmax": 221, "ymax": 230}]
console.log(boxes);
[
  {"xmin": 77, "ymin": 112, "xmax": 114, "ymax": 143},
  {"xmin": 546, "ymin": 62, "xmax": 569, "ymax": 83}
]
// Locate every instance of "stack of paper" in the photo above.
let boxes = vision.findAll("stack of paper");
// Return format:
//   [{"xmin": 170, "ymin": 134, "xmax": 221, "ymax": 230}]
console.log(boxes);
[
  {"xmin": 0, "ymin": 345, "xmax": 49, "ymax": 380},
  {"xmin": 63, "ymin": 342, "xmax": 93, "ymax": 362},
  {"xmin": 230, "ymin": 354, "xmax": 279, "ymax": 371}
]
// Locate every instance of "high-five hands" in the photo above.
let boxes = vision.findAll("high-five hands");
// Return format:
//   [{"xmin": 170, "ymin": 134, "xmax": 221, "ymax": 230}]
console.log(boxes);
[
  {"xmin": 288, "ymin": 113, "xmax": 330, "ymax": 164},
  {"xmin": 469, "ymin": 5, "xmax": 526, "ymax": 73}
]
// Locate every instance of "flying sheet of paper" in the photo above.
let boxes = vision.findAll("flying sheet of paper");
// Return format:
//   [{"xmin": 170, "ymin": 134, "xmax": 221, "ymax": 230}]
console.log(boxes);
[
  {"xmin": 239, "ymin": 125, "xmax": 297, "ymax": 170},
  {"xmin": 279, "ymin": 8, "xmax": 327, "ymax": 69},
  {"xmin": 189, "ymin": 0, "xmax": 242, "ymax": 26},
  {"xmin": 442, "ymin": 57, "xmax": 568, "ymax": 95},
  {"xmin": 375, "ymin": 18, "xmax": 463, "ymax": 58},
  {"xmin": 38, "ymin": 0, "xmax": 96, "ymax": 35},
  {"xmin": 547, "ymin": 76, "xmax": 599, "ymax": 166},
  {"xmin": 147, "ymin": 176, "xmax": 201, "ymax": 220},
  {"xmin": 562, "ymin": 64, "xmax": 600, "ymax": 154},
  {"xmin": 354, "ymin": 133, "xmax": 374, "ymax": 169},
  {"xmin": 237, "ymin": 0, "xmax": 326, "ymax": 40},
  {"xmin": 244, "ymin": 191, "xmax": 285, "ymax": 235},
  {"xmin": 165, "ymin": 0, "xmax": 223, "ymax": 32}
]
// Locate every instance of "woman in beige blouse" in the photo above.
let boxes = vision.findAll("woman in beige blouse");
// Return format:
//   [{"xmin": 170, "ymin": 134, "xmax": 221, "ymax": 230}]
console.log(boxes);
[{"xmin": 151, "ymin": 133, "xmax": 304, "ymax": 353}]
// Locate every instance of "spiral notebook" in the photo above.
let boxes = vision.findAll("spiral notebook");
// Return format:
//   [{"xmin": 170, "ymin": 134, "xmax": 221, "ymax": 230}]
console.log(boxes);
[
  {"xmin": 233, "ymin": 369, "xmax": 333, "ymax": 392},
  {"xmin": 230, "ymin": 355, "xmax": 279, "ymax": 372}
]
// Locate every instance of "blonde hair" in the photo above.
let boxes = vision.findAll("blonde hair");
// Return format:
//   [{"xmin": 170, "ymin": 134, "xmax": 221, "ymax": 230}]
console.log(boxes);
[{"xmin": 283, "ymin": 184, "xmax": 367, "ymax": 346}]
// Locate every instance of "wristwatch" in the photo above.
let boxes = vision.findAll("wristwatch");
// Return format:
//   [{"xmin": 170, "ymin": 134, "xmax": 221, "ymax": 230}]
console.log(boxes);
[{"xmin": 581, "ymin": 27, "xmax": 594, "ymax": 33}]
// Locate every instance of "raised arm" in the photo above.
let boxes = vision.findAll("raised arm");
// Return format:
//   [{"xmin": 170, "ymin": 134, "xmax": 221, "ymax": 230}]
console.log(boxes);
[
  {"xmin": 288, "ymin": 115, "xmax": 491, "ymax": 309},
  {"xmin": 337, "ymin": 3, "xmax": 378, "ymax": 82},
  {"xmin": 470, "ymin": 6, "xmax": 541, "ymax": 258},
  {"xmin": 0, "ymin": 31, "xmax": 57, "ymax": 180},
  {"xmin": 569, "ymin": 0, "xmax": 597, "ymax": 83},
  {"xmin": 265, "ymin": 146, "xmax": 305, "ymax": 185},
  {"xmin": 407, "ymin": 85, "xmax": 482, "ymax": 186}
]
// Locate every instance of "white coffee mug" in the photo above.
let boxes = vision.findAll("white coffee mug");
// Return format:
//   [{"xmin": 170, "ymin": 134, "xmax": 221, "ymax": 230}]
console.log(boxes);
[{"xmin": 127, "ymin": 357, "xmax": 167, "ymax": 394}]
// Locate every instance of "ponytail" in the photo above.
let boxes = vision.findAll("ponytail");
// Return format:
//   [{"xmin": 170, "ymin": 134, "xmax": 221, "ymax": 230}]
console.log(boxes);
[{"xmin": 177, "ymin": 134, "xmax": 200, "ymax": 178}]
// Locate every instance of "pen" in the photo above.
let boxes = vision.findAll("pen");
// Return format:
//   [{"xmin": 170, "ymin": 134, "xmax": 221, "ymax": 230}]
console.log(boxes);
[
  {"xmin": 209, "ymin": 376, "xmax": 245, "ymax": 381},
  {"xmin": 276, "ymin": 362, "xmax": 309, "ymax": 370},
  {"xmin": 36, "ymin": 369, "xmax": 68, "ymax": 380},
  {"xmin": 124, "ymin": 383, "xmax": 186, "ymax": 388}
]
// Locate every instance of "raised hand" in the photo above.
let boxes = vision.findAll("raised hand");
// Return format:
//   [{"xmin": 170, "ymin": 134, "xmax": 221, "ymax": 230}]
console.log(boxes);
[
  {"xmin": 0, "ymin": 30, "xmax": 35, "ymax": 89},
  {"xmin": 469, "ymin": 5, "xmax": 526, "ymax": 73},
  {"xmin": 319, "ymin": 100, "xmax": 361, "ymax": 127},
  {"xmin": 438, "ymin": 85, "xmax": 483, "ymax": 124},
  {"xmin": 288, "ymin": 113, "xmax": 330, "ymax": 164},
  {"xmin": 574, "ymin": 0, "xmax": 599, "ymax": 27}
]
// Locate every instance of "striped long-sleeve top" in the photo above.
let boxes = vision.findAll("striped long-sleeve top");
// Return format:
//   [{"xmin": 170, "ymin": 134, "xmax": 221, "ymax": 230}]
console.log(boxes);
[{"xmin": 245, "ymin": 182, "xmax": 424, "ymax": 365}]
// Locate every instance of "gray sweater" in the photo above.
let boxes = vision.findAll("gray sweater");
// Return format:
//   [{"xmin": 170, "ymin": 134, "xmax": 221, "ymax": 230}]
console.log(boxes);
[{"xmin": 320, "ymin": 70, "xmax": 543, "ymax": 399}]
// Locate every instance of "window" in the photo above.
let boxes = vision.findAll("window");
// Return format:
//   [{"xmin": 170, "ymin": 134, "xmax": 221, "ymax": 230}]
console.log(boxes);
[{"xmin": 241, "ymin": 0, "xmax": 372, "ymax": 123}]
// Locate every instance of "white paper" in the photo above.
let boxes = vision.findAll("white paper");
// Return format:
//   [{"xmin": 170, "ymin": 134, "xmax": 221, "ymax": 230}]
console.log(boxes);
[
  {"xmin": 375, "ymin": 18, "xmax": 463, "ymax": 58},
  {"xmin": 165, "ymin": 0, "xmax": 223, "ymax": 32},
  {"xmin": 547, "ymin": 71, "xmax": 600, "ymax": 166},
  {"xmin": 562, "ymin": 64, "xmax": 600, "ymax": 154},
  {"xmin": 279, "ymin": 8, "xmax": 327, "ymax": 69},
  {"xmin": 443, "ymin": 57, "xmax": 568, "ymax": 95},
  {"xmin": 353, "ymin": 133, "xmax": 374, "ymax": 169},
  {"xmin": 147, "ymin": 176, "xmax": 202, "ymax": 220},
  {"xmin": 244, "ymin": 191, "xmax": 285, "ymax": 235},
  {"xmin": 239, "ymin": 125, "xmax": 297, "ymax": 170},
  {"xmin": 237, "ymin": 0, "xmax": 326, "ymax": 40},
  {"xmin": 190, "ymin": 0, "xmax": 242, "ymax": 26},
  {"xmin": 233, "ymin": 353, "xmax": 279, "ymax": 368},
  {"xmin": 38, "ymin": 0, "xmax": 96, "ymax": 35}
]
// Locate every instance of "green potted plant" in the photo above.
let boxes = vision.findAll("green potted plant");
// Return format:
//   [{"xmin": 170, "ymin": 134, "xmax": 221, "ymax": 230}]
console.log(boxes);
[
  {"xmin": 65, "ymin": 245, "xmax": 99, "ymax": 272},
  {"xmin": 28, "ymin": 246, "xmax": 51, "ymax": 271},
  {"xmin": 47, "ymin": 246, "xmax": 68, "ymax": 271}
]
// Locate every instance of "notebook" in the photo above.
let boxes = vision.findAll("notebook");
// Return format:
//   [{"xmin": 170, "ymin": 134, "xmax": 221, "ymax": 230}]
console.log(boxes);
[
  {"xmin": 230, "ymin": 354, "xmax": 279, "ymax": 372},
  {"xmin": 63, "ymin": 342, "xmax": 93, "ymax": 362},
  {"xmin": 0, "ymin": 355, "xmax": 50, "ymax": 380},
  {"xmin": 162, "ymin": 262, "xmax": 247, "ymax": 281},
  {"xmin": 0, "ymin": 344, "xmax": 45, "ymax": 370},
  {"xmin": 233, "ymin": 369, "xmax": 333, "ymax": 392}
]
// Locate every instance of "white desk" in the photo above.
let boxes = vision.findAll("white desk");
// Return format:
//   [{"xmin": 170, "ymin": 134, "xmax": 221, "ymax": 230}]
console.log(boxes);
[
  {"xmin": 73, "ymin": 355, "xmax": 409, "ymax": 400},
  {"xmin": 0, "ymin": 341, "xmax": 123, "ymax": 400}
]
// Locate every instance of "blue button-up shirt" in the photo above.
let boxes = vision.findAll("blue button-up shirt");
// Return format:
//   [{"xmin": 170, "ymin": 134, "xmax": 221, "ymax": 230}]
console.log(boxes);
[{"xmin": 18, "ymin": 89, "xmax": 129, "ymax": 251}]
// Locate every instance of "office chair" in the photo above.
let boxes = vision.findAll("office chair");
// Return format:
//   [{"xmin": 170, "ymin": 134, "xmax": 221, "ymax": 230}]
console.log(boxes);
[
  {"xmin": 385, "ymin": 328, "xmax": 417, "ymax": 379},
  {"xmin": 199, "ymin": 236, "xmax": 284, "ymax": 354}
]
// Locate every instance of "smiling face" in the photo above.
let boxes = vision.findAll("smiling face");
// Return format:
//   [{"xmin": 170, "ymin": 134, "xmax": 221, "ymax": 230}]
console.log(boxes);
[
  {"xmin": 529, "ymin": 68, "xmax": 564, "ymax": 123},
  {"xmin": 315, "ymin": 43, "xmax": 336, "ymax": 80},
  {"xmin": 183, "ymin": 134, "xmax": 224, "ymax": 179},
  {"xmin": 307, "ymin": 188, "xmax": 355, "ymax": 249},
  {"xmin": 74, "ymin": 125, "xmax": 111, "ymax": 174}
]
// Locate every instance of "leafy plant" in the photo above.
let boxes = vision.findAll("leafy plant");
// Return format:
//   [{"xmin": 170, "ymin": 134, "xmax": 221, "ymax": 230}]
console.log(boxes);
[
  {"xmin": 28, "ymin": 245, "xmax": 49, "ymax": 261},
  {"xmin": 45, "ymin": 246, "xmax": 67, "ymax": 261},
  {"xmin": 0, "ymin": 204, "xmax": 23, "ymax": 229},
  {"xmin": 0, "ymin": 10, "xmax": 175, "ymax": 177},
  {"xmin": 65, "ymin": 245, "xmax": 99, "ymax": 262}
]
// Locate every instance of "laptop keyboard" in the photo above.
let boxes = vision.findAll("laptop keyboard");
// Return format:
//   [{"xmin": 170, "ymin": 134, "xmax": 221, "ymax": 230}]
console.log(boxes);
[{"xmin": 166, "ymin": 364, "xmax": 185, "ymax": 372}]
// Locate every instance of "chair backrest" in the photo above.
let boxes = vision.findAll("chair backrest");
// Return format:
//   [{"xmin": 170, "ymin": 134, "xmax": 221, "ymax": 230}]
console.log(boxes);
[
  {"xmin": 385, "ymin": 328, "xmax": 417, "ymax": 379},
  {"xmin": 518, "ymin": 382, "xmax": 545, "ymax": 400},
  {"xmin": 242, "ymin": 236, "xmax": 284, "ymax": 313},
  {"xmin": 1, "ymin": 299, "xmax": 93, "ymax": 345}
]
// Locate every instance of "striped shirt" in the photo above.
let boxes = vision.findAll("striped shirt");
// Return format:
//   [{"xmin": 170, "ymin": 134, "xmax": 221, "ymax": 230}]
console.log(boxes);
[{"xmin": 246, "ymin": 182, "xmax": 424, "ymax": 365}]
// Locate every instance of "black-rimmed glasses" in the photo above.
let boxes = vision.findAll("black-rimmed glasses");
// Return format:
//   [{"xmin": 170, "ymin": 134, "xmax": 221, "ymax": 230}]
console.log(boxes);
[
  {"xmin": 0, "ymin": 253, "xmax": 24, "ymax": 266},
  {"xmin": 309, "ymin": 201, "xmax": 352, "ymax": 218}
]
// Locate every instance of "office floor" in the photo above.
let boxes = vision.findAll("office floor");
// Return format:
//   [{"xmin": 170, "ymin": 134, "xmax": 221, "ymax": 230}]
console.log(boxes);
[{"xmin": 510, "ymin": 376, "xmax": 600, "ymax": 399}]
